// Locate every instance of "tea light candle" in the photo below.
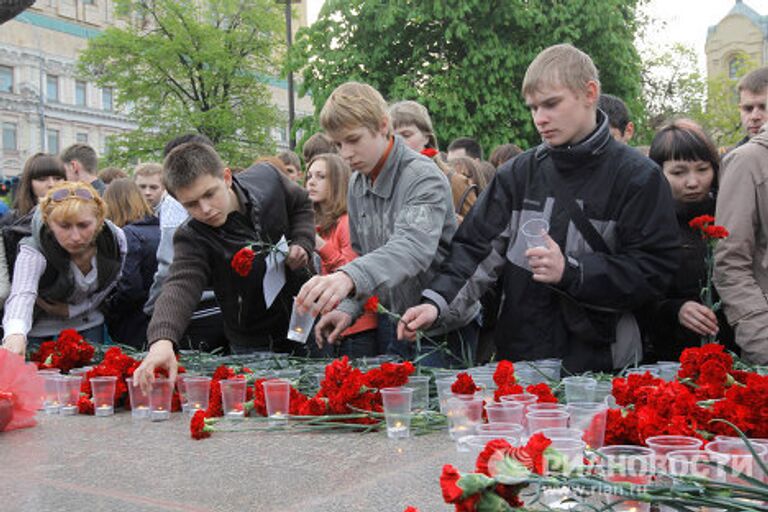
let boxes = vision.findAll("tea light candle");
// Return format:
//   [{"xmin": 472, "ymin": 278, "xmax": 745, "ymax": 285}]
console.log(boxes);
[
  {"xmin": 60, "ymin": 405, "xmax": 77, "ymax": 416},
  {"xmin": 95, "ymin": 404, "xmax": 113, "ymax": 416},
  {"xmin": 226, "ymin": 409, "xmax": 245, "ymax": 420},
  {"xmin": 150, "ymin": 406, "xmax": 170, "ymax": 422},
  {"xmin": 293, "ymin": 326, "xmax": 303, "ymax": 334}
]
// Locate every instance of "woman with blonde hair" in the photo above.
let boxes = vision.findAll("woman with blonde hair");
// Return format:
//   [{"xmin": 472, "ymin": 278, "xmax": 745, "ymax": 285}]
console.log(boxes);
[
  {"xmin": 102, "ymin": 179, "xmax": 159, "ymax": 348},
  {"xmin": 306, "ymin": 153, "xmax": 377, "ymax": 358},
  {"xmin": 1, "ymin": 182, "xmax": 126, "ymax": 356}
]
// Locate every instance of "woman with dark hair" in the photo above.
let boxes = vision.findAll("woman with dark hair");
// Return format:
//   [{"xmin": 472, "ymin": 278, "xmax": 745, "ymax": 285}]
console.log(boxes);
[
  {"xmin": 10, "ymin": 153, "xmax": 66, "ymax": 220},
  {"xmin": 305, "ymin": 153, "xmax": 377, "ymax": 358},
  {"xmin": 645, "ymin": 119, "xmax": 735, "ymax": 361},
  {"xmin": 103, "ymin": 179, "xmax": 159, "ymax": 348}
]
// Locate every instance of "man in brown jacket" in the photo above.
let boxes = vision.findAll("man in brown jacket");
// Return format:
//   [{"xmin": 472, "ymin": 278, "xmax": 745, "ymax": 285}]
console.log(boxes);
[{"xmin": 714, "ymin": 125, "xmax": 768, "ymax": 364}]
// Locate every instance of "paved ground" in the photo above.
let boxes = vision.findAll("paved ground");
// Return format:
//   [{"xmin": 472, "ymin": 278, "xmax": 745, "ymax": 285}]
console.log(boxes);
[{"xmin": 0, "ymin": 412, "xmax": 461, "ymax": 512}]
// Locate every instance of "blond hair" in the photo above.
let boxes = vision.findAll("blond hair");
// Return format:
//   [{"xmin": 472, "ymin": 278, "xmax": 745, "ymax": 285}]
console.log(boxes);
[
  {"xmin": 40, "ymin": 181, "xmax": 107, "ymax": 231},
  {"xmin": 389, "ymin": 100, "xmax": 438, "ymax": 149},
  {"xmin": 522, "ymin": 44, "xmax": 600, "ymax": 97},
  {"xmin": 307, "ymin": 153, "xmax": 350, "ymax": 236},
  {"xmin": 134, "ymin": 162, "xmax": 163, "ymax": 179},
  {"xmin": 103, "ymin": 178, "xmax": 153, "ymax": 227},
  {"xmin": 320, "ymin": 82, "xmax": 391, "ymax": 136}
]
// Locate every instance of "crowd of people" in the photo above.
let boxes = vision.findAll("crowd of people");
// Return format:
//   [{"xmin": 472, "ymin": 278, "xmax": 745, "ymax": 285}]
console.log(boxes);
[{"xmin": 1, "ymin": 43, "xmax": 766, "ymax": 388}]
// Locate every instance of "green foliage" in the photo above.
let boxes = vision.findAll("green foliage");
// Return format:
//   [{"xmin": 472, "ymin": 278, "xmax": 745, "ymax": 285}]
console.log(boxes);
[
  {"xmin": 287, "ymin": 0, "xmax": 647, "ymax": 154},
  {"xmin": 78, "ymin": 0, "xmax": 284, "ymax": 168}
]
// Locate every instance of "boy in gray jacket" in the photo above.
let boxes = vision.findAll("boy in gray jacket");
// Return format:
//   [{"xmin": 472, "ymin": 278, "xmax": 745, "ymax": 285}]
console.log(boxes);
[{"xmin": 297, "ymin": 82, "xmax": 478, "ymax": 366}]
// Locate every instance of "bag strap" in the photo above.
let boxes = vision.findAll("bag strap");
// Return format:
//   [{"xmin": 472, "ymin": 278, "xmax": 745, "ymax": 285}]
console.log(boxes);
[
  {"xmin": 538, "ymin": 154, "xmax": 612, "ymax": 255},
  {"xmin": 456, "ymin": 183, "xmax": 478, "ymax": 214}
]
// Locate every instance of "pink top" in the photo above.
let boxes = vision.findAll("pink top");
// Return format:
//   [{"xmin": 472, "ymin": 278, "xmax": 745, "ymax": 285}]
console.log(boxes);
[{"xmin": 317, "ymin": 214, "xmax": 377, "ymax": 335}]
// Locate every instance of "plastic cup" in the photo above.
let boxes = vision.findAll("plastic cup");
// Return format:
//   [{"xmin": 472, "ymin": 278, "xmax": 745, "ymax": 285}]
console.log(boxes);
[
  {"xmin": 183, "ymin": 376, "xmax": 211, "ymax": 415},
  {"xmin": 593, "ymin": 381, "xmax": 613, "ymax": 402},
  {"xmin": 599, "ymin": 445, "xmax": 655, "ymax": 484},
  {"xmin": 534, "ymin": 427, "xmax": 585, "ymax": 441},
  {"xmin": 656, "ymin": 362, "xmax": 681, "ymax": 382},
  {"xmin": 546, "ymin": 438, "xmax": 586, "ymax": 475},
  {"xmin": 221, "ymin": 378, "xmax": 248, "ymax": 420},
  {"xmin": 262, "ymin": 378, "xmax": 291, "ymax": 424},
  {"xmin": 567, "ymin": 401, "xmax": 608, "ymax": 449},
  {"xmin": 485, "ymin": 402, "xmax": 524, "ymax": 424},
  {"xmin": 380, "ymin": 387, "xmax": 413, "ymax": 439},
  {"xmin": 148, "ymin": 377, "xmax": 173, "ymax": 421},
  {"xmin": 527, "ymin": 402, "xmax": 567, "ymax": 413},
  {"xmin": 521, "ymin": 218, "xmax": 550, "ymax": 248},
  {"xmin": 435, "ymin": 377, "xmax": 457, "ymax": 413},
  {"xmin": 125, "ymin": 377, "xmax": 150, "ymax": 419},
  {"xmin": 562, "ymin": 376, "xmax": 597, "ymax": 403},
  {"xmin": 527, "ymin": 409, "xmax": 569, "ymax": 434},
  {"xmin": 475, "ymin": 422, "xmax": 524, "ymax": 443},
  {"xmin": 56, "ymin": 376, "xmax": 81, "ymax": 415},
  {"xmin": 705, "ymin": 440, "xmax": 768, "ymax": 484},
  {"xmin": 42, "ymin": 373, "xmax": 62, "ymax": 414},
  {"xmin": 499, "ymin": 392, "xmax": 538, "ymax": 406},
  {"xmin": 645, "ymin": 435, "xmax": 703, "ymax": 471},
  {"xmin": 404, "ymin": 375, "xmax": 430, "ymax": 411},
  {"xmin": 667, "ymin": 449, "xmax": 728, "ymax": 481},
  {"xmin": 90, "ymin": 376, "xmax": 117, "ymax": 417},
  {"xmin": 446, "ymin": 396, "xmax": 484, "ymax": 440},
  {"xmin": 286, "ymin": 298, "xmax": 316, "ymax": 343}
]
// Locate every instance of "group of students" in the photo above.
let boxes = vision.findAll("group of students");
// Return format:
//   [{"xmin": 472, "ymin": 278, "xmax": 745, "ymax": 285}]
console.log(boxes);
[{"xmin": 1, "ymin": 42, "xmax": 766, "ymax": 388}]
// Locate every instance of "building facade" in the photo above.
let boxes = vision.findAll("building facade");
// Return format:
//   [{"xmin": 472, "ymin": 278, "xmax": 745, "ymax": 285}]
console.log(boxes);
[
  {"xmin": 0, "ymin": 0, "xmax": 312, "ymax": 177},
  {"xmin": 706, "ymin": 0, "xmax": 768, "ymax": 80}
]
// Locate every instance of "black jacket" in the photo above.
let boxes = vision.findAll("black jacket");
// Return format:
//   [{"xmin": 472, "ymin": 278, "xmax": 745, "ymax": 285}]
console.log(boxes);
[
  {"xmin": 423, "ymin": 111, "xmax": 680, "ymax": 373},
  {"xmin": 147, "ymin": 163, "xmax": 315, "ymax": 350}
]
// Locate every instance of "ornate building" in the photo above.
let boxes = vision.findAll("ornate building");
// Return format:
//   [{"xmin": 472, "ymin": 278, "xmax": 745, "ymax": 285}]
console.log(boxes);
[
  {"xmin": 706, "ymin": 0, "xmax": 768, "ymax": 80},
  {"xmin": 0, "ymin": 0, "xmax": 312, "ymax": 176}
]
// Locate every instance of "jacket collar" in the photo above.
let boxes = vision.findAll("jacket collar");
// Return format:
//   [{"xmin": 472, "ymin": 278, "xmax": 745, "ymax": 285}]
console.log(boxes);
[
  {"xmin": 535, "ymin": 109, "xmax": 612, "ymax": 171},
  {"xmin": 356, "ymin": 135, "xmax": 406, "ymax": 199}
]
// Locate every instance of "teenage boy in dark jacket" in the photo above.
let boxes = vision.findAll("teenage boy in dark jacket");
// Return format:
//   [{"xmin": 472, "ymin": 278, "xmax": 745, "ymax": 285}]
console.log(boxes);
[
  {"xmin": 133, "ymin": 142, "xmax": 314, "ymax": 388},
  {"xmin": 399, "ymin": 44, "xmax": 680, "ymax": 373}
]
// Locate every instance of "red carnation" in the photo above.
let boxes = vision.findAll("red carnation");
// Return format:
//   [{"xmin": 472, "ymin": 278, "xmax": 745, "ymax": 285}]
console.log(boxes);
[
  {"xmin": 403, "ymin": 507, "xmax": 420, "ymax": 512},
  {"xmin": 689, "ymin": 215, "xmax": 715, "ymax": 231},
  {"xmin": 190, "ymin": 410, "xmax": 212, "ymax": 440},
  {"xmin": 364, "ymin": 296, "xmax": 380, "ymax": 313},
  {"xmin": 231, "ymin": 246, "xmax": 255, "ymax": 277},
  {"xmin": 451, "ymin": 372, "xmax": 480, "ymax": 395},
  {"xmin": 526, "ymin": 382, "xmax": 558, "ymax": 403},
  {"xmin": 493, "ymin": 360, "xmax": 516, "ymax": 387},
  {"xmin": 439, "ymin": 464, "xmax": 466, "ymax": 503},
  {"xmin": 77, "ymin": 396, "xmax": 94, "ymax": 415},
  {"xmin": 703, "ymin": 225, "xmax": 729, "ymax": 239}
]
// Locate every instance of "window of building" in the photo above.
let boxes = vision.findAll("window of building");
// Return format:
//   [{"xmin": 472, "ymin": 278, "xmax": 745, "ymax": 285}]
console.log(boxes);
[
  {"xmin": 75, "ymin": 80, "xmax": 87, "ymax": 107},
  {"xmin": 2, "ymin": 123, "xmax": 17, "ymax": 151},
  {"xmin": 0, "ymin": 66, "xmax": 12, "ymax": 93},
  {"xmin": 102, "ymin": 87, "xmax": 113, "ymax": 111},
  {"xmin": 728, "ymin": 56, "xmax": 744, "ymax": 80},
  {"xmin": 47, "ymin": 129, "xmax": 60, "ymax": 154},
  {"xmin": 76, "ymin": 132, "xmax": 88, "ymax": 143},
  {"xmin": 46, "ymin": 75, "xmax": 59, "ymax": 103}
]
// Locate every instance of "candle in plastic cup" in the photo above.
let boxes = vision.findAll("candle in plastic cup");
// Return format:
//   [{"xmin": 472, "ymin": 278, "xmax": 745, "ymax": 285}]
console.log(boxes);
[
  {"xmin": 286, "ymin": 298, "xmax": 316, "ymax": 343},
  {"xmin": 262, "ymin": 379, "xmax": 290, "ymax": 425},
  {"xmin": 667, "ymin": 449, "xmax": 728, "ymax": 480},
  {"xmin": 566, "ymin": 401, "xmax": 608, "ymax": 449},
  {"xmin": 475, "ymin": 422, "xmax": 524, "ymax": 443},
  {"xmin": 221, "ymin": 378, "xmax": 248, "ymax": 420},
  {"xmin": 380, "ymin": 387, "xmax": 413, "ymax": 439},
  {"xmin": 184, "ymin": 376, "xmax": 211, "ymax": 415},
  {"xmin": 645, "ymin": 435, "xmax": 703, "ymax": 471},
  {"xmin": 435, "ymin": 377, "xmax": 456, "ymax": 413},
  {"xmin": 404, "ymin": 375, "xmax": 430, "ymax": 411},
  {"xmin": 562, "ymin": 376, "xmax": 597, "ymax": 403},
  {"xmin": 527, "ymin": 402, "xmax": 566, "ymax": 412},
  {"xmin": 521, "ymin": 218, "xmax": 550, "ymax": 249},
  {"xmin": 57, "ymin": 376, "xmax": 81, "ymax": 416},
  {"xmin": 149, "ymin": 377, "xmax": 173, "ymax": 421},
  {"xmin": 526, "ymin": 409, "xmax": 569, "ymax": 434},
  {"xmin": 90, "ymin": 376, "xmax": 117, "ymax": 417},
  {"xmin": 125, "ymin": 377, "xmax": 150, "ymax": 419},
  {"xmin": 175, "ymin": 374, "xmax": 190, "ymax": 413},
  {"xmin": 598, "ymin": 445, "xmax": 654, "ymax": 512},
  {"xmin": 546, "ymin": 438, "xmax": 586, "ymax": 475},
  {"xmin": 705, "ymin": 440, "xmax": 768, "ymax": 484},
  {"xmin": 485, "ymin": 402, "xmax": 524, "ymax": 424},
  {"xmin": 446, "ymin": 396, "xmax": 484, "ymax": 440},
  {"xmin": 43, "ymin": 373, "xmax": 62, "ymax": 414}
]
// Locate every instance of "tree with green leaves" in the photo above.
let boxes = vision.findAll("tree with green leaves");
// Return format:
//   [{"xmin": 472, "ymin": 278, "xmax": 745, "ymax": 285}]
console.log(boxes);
[
  {"xmin": 287, "ymin": 0, "xmax": 647, "ymax": 154},
  {"xmin": 78, "ymin": 0, "xmax": 284, "ymax": 168}
]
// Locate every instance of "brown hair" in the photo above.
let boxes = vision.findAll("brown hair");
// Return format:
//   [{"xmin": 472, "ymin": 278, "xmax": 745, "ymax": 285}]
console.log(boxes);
[
  {"xmin": 133, "ymin": 162, "xmax": 163, "ymax": 179},
  {"xmin": 103, "ymin": 178, "xmax": 153, "ymax": 227},
  {"xmin": 738, "ymin": 66, "xmax": 768, "ymax": 94},
  {"xmin": 451, "ymin": 157, "xmax": 487, "ymax": 191},
  {"xmin": 98, "ymin": 167, "xmax": 127, "ymax": 185},
  {"xmin": 14, "ymin": 153, "xmax": 66, "ymax": 216},
  {"xmin": 254, "ymin": 156, "xmax": 288, "ymax": 176},
  {"xmin": 40, "ymin": 181, "xmax": 106, "ymax": 230},
  {"xmin": 389, "ymin": 100, "xmax": 438, "ymax": 149},
  {"xmin": 60, "ymin": 144, "xmax": 98, "ymax": 175},
  {"xmin": 277, "ymin": 151, "xmax": 301, "ymax": 171},
  {"xmin": 307, "ymin": 153, "xmax": 350, "ymax": 236},
  {"xmin": 522, "ymin": 44, "xmax": 600, "ymax": 98},
  {"xmin": 319, "ymin": 82, "xmax": 391, "ymax": 136},
  {"xmin": 301, "ymin": 132, "xmax": 337, "ymax": 163},
  {"xmin": 163, "ymin": 142, "xmax": 225, "ymax": 195},
  {"xmin": 489, "ymin": 143, "xmax": 522, "ymax": 168}
]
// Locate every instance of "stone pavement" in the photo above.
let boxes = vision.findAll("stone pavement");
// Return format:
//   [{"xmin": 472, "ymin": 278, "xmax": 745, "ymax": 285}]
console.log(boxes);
[{"xmin": 0, "ymin": 412, "xmax": 461, "ymax": 512}]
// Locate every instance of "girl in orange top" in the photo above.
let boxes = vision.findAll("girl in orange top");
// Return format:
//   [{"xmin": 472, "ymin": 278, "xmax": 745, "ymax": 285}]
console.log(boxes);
[{"xmin": 306, "ymin": 153, "xmax": 378, "ymax": 358}]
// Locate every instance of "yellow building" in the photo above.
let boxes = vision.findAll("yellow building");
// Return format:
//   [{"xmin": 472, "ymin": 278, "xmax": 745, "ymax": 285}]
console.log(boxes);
[
  {"xmin": 0, "ymin": 0, "xmax": 312, "ymax": 176},
  {"xmin": 706, "ymin": 0, "xmax": 768, "ymax": 80}
]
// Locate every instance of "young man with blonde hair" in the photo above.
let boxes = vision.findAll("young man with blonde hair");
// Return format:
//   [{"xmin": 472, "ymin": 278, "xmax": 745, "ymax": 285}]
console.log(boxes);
[
  {"xmin": 133, "ymin": 162, "xmax": 166, "ymax": 212},
  {"xmin": 399, "ymin": 44, "xmax": 679, "ymax": 373},
  {"xmin": 297, "ymin": 81, "xmax": 478, "ymax": 366}
]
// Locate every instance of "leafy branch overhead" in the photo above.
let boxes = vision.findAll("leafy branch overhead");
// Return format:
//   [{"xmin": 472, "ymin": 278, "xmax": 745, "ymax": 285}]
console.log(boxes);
[{"xmin": 78, "ymin": 0, "xmax": 285, "ymax": 168}]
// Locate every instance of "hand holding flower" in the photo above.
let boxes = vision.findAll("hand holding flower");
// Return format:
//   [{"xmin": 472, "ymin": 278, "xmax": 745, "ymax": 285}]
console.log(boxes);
[
  {"xmin": 678, "ymin": 301, "xmax": 719, "ymax": 336},
  {"xmin": 1, "ymin": 334, "xmax": 26, "ymax": 358}
]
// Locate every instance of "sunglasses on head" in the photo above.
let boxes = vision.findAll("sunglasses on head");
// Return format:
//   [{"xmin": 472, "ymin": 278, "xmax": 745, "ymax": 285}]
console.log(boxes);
[{"xmin": 50, "ymin": 187, "xmax": 95, "ymax": 202}]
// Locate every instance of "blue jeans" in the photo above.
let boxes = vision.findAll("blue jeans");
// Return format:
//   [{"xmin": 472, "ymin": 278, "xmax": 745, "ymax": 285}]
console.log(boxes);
[
  {"xmin": 308, "ymin": 329, "xmax": 378, "ymax": 359},
  {"xmin": 379, "ymin": 313, "xmax": 479, "ymax": 368}
]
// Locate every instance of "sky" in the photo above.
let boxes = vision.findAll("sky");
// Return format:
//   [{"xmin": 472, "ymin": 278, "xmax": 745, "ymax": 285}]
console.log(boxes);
[{"xmin": 306, "ymin": 0, "xmax": 768, "ymax": 73}]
